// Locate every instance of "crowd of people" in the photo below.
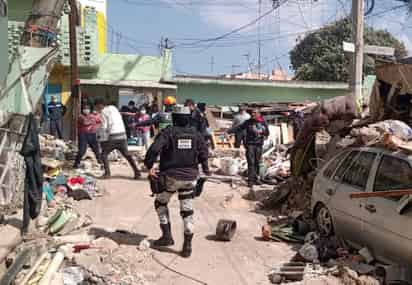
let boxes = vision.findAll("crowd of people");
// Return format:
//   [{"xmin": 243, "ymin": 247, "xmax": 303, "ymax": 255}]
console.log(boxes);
[{"xmin": 44, "ymin": 95, "xmax": 270, "ymax": 258}]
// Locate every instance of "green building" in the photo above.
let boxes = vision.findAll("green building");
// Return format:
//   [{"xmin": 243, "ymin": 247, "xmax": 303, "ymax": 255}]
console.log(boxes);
[{"xmin": 168, "ymin": 76, "xmax": 351, "ymax": 106}]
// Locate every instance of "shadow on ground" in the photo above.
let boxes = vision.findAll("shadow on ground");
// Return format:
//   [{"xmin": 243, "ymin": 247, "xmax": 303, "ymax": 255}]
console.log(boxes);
[{"xmin": 88, "ymin": 227, "xmax": 147, "ymax": 246}]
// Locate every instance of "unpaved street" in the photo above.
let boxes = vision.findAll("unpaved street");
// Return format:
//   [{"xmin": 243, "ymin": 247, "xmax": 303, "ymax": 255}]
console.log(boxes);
[{"xmin": 75, "ymin": 165, "xmax": 295, "ymax": 285}]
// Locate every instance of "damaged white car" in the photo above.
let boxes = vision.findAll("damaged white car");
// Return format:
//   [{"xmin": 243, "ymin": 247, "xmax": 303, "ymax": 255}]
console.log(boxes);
[{"xmin": 311, "ymin": 147, "xmax": 412, "ymax": 269}]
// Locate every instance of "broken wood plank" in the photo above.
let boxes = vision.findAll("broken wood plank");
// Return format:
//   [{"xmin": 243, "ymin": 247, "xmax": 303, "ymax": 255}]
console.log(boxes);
[
  {"xmin": 350, "ymin": 189, "xmax": 412, "ymax": 199},
  {"xmin": 0, "ymin": 247, "xmax": 31, "ymax": 285}
]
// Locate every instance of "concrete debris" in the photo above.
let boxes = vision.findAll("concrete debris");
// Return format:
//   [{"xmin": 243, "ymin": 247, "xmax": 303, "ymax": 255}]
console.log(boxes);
[
  {"xmin": 138, "ymin": 239, "xmax": 150, "ymax": 251},
  {"xmin": 269, "ymin": 263, "xmax": 381, "ymax": 285},
  {"xmin": 72, "ymin": 244, "xmax": 153, "ymax": 285},
  {"xmin": 92, "ymin": 237, "xmax": 119, "ymax": 252}
]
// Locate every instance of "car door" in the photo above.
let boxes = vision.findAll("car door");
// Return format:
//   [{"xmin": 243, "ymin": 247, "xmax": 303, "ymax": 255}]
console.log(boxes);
[
  {"xmin": 313, "ymin": 149, "xmax": 351, "ymax": 204},
  {"xmin": 330, "ymin": 150, "xmax": 378, "ymax": 247},
  {"xmin": 362, "ymin": 154, "xmax": 412, "ymax": 266}
]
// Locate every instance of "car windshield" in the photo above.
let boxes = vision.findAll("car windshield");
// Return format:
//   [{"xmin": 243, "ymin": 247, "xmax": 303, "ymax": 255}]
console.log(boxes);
[{"xmin": 334, "ymin": 151, "xmax": 376, "ymax": 190}]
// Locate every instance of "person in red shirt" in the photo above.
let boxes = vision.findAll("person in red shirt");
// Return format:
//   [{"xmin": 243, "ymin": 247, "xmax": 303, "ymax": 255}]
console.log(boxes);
[{"xmin": 74, "ymin": 104, "xmax": 102, "ymax": 168}]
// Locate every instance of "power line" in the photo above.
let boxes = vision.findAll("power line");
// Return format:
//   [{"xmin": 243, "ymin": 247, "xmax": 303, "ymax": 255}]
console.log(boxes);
[{"xmin": 176, "ymin": 0, "xmax": 289, "ymax": 48}]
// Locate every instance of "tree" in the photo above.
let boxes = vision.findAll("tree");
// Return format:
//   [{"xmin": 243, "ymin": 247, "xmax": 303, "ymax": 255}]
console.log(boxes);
[{"xmin": 289, "ymin": 18, "xmax": 408, "ymax": 82}]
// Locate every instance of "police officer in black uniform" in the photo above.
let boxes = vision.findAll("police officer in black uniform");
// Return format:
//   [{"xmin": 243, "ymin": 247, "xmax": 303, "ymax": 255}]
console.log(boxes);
[
  {"xmin": 144, "ymin": 105, "xmax": 210, "ymax": 258},
  {"xmin": 47, "ymin": 95, "xmax": 66, "ymax": 139}
]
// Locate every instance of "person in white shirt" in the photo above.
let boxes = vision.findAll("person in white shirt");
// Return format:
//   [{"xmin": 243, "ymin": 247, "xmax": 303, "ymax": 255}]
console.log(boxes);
[
  {"xmin": 232, "ymin": 105, "xmax": 251, "ymax": 148},
  {"xmin": 94, "ymin": 98, "xmax": 141, "ymax": 179}
]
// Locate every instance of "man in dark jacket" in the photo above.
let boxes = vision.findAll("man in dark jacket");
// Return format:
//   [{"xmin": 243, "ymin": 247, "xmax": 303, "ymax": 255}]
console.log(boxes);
[
  {"xmin": 184, "ymin": 99, "xmax": 203, "ymax": 133},
  {"xmin": 144, "ymin": 105, "xmax": 210, "ymax": 258},
  {"xmin": 47, "ymin": 95, "xmax": 66, "ymax": 139},
  {"xmin": 120, "ymin": 101, "xmax": 138, "ymax": 138},
  {"xmin": 228, "ymin": 109, "xmax": 269, "ymax": 187}
]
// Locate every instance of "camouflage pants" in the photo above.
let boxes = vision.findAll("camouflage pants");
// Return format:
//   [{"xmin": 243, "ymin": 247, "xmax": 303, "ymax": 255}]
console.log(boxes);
[{"xmin": 154, "ymin": 176, "xmax": 196, "ymax": 235}]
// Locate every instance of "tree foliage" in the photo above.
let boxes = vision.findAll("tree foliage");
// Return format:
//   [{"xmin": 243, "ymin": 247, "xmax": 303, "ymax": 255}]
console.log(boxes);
[{"xmin": 290, "ymin": 18, "xmax": 408, "ymax": 81}]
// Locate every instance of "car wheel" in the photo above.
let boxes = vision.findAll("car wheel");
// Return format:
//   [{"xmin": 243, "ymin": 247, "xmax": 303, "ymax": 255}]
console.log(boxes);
[{"xmin": 315, "ymin": 204, "xmax": 334, "ymax": 237}]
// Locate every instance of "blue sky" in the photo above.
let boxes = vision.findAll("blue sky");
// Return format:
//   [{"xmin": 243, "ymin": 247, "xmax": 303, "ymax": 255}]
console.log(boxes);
[{"xmin": 108, "ymin": 0, "xmax": 412, "ymax": 76}]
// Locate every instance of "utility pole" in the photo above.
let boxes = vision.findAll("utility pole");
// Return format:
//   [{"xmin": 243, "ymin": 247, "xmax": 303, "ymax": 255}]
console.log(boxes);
[
  {"xmin": 257, "ymin": 0, "xmax": 262, "ymax": 79},
  {"xmin": 69, "ymin": 0, "xmax": 81, "ymax": 141},
  {"xmin": 243, "ymin": 53, "xmax": 252, "ymax": 73},
  {"xmin": 351, "ymin": 0, "xmax": 364, "ymax": 104}
]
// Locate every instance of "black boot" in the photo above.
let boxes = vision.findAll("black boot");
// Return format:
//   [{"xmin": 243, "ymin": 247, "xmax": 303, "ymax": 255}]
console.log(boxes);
[
  {"xmin": 133, "ymin": 171, "xmax": 142, "ymax": 180},
  {"xmin": 181, "ymin": 233, "xmax": 193, "ymax": 258},
  {"xmin": 153, "ymin": 224, "xmax": 174, "ymax": 247}
]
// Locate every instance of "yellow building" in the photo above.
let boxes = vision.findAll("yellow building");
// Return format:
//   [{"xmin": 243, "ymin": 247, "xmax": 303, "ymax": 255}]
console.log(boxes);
[{"xmin": 46, "ymin": 0, "xmax": 108, "ymax": 138}]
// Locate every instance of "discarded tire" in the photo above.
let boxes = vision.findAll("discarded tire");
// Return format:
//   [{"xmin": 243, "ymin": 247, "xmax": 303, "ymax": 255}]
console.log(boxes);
[{"xmin": 216, "ymin": 219, "xmax": 237, "ymax": 241}]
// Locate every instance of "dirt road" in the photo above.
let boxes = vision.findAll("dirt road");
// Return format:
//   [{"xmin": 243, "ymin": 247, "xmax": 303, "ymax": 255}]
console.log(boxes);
[{"xmin": 75, "ymin": 165, "xmax": 296, "ymax": 285}]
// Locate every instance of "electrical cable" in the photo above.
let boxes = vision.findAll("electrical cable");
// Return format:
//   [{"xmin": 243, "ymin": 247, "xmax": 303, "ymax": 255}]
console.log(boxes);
[
  {"xmin": 176, "ymin": 0, "xmax": 289, "ymax": 48},
  {"xmin": 152, "ymin": 253, "xmax": 209, "ymax": 285}
]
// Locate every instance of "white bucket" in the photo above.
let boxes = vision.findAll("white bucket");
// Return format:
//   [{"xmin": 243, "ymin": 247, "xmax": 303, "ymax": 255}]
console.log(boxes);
[{"xmin": 220, "ymin": 158, "xmax": 240, "ymax": 176}]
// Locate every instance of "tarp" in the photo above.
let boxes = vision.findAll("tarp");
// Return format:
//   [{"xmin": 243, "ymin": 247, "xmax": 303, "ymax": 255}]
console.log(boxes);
[
  {"xmin": 375, "ymin": 63, "xmax": 412, "ymax": 95},
  {"xmin": 0, "ymin": 46, "xmax": 58, "ymax": 124}
]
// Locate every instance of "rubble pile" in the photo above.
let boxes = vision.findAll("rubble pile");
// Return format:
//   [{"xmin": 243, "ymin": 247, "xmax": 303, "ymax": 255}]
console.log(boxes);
[
  {"xmin": 263, "ymin": 214, "xmax": 383, "ymax": 285},
  {"xmin": 334, "ymin": 119, "xmax": 412, "ymax": 151},
  {"xmin": 259, "ymin": 172, "xmax": 315, "ymax": 215},
  {"xmin": 7, "ymin": 235, "xmax": 153, "ymax": 285}
]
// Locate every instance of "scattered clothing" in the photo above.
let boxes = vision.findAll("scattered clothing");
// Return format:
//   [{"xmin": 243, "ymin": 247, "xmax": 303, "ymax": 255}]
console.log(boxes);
[{"xmin": 20, "ymin": 113, "xmax": 44, "ymax": 234}]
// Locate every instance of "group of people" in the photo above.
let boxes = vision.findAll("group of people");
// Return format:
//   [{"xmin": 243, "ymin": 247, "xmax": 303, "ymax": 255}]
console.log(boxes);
[
  {"xmin": 46, "ymin": 94, "xmax": 270, "ymax": 258},
  {"xmin": 120, "ymin": 101, "xmax": 151, "ymax": 149},
  {"xmin": 73, "ymin": 98, "xmax": 141, "ymax": 179}
]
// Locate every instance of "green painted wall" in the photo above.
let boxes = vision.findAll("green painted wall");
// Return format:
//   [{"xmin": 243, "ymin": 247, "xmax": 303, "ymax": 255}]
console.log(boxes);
[
  {"xmin": 8, "ymin": 0, "xmax": 32, "ymax": 21},
  {"xmin": 176, "ymin": 83, "xmax": 349, "ymax": 106}
]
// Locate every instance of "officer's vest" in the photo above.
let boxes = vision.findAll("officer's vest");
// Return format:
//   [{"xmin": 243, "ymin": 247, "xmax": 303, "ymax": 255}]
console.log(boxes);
[
  {"xmin": 158, "ymin": 112, "xmax": 172, "ymax": 130},
  {"xmin": 160, "ymin": 127, "xmax": 199, "ymax": 171}
]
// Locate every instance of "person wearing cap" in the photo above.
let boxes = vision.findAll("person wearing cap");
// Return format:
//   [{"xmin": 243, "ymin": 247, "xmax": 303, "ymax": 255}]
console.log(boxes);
[
  {"xmin": 144, "ymin": 105, "xmax": 210, "ymax": 258},
  {"xmin": 94, "ymin": 98, "xmax": 141, "ymax": 179},
  {"xmin": 73, "ymin": 104, "xmax": 102, "ymax": 168},
  {"xmin": 228, "ymin": 109, "xmax": 269, "ymax": 187},
  {"xmin": 47, "ymin": 95, "xmax": 67, "ymax": 139},
  {"xmin": 233, "ymin": 105, "xmax": 251, "ymax": 148},
  {"xmin": 134, "ymin": 96, "xmax": 176, "ymax": 132}
]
